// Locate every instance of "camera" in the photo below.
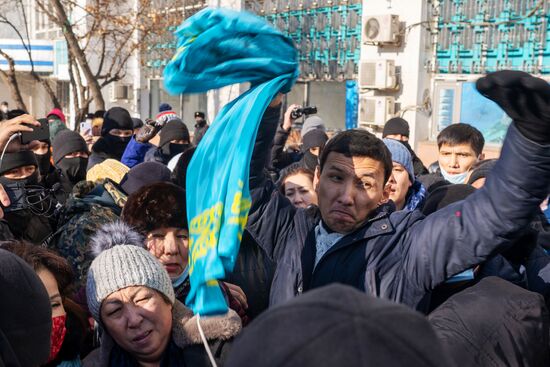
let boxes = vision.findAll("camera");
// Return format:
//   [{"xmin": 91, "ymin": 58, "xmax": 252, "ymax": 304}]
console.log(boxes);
[{"xmin": 291, "ymin": 106, "xmax": 318, "ymax": 120}]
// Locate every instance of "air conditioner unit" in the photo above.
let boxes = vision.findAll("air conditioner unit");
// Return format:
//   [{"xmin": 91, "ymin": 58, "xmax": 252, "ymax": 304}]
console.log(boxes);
[
  {"xmin": 111, "ymin": 83, "xmax": 132, "ymax": 101},
  {"xmin": 359, "ymin": 59, "xmax": 396, "ymax": 89},
  {"xmin": 363, "ymin": 14, "xmax": 400, "ymax": 44},
  {"xmin": 359, "ymin": 96, "xmax": 395, "ymax": 126}
]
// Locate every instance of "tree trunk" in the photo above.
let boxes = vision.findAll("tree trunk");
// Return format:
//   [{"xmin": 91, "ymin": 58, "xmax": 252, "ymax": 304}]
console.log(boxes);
[
  {"xmin": 31, "ymin": 72, "xmax": 61, "ymax": 109},
  {"xmin": 49, "ymin": 0, "xmax": 105, "ymax": 110},
  {"xmin": 0, "ymin": 49, "xmax": 27, "ymax": 111}
]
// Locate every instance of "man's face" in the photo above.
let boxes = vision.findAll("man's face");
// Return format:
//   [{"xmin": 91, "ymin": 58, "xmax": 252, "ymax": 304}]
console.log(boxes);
[
  {"xmin": 388, "ymin": 162, "xmax": 412, "ymax": 210},
  {"xmin": 438, "ymin": 143, "xmax": 479, "ymax": 175},
  {"xmin": 316, "ymin": 152, "xmax": 390, "ymax": 234}
]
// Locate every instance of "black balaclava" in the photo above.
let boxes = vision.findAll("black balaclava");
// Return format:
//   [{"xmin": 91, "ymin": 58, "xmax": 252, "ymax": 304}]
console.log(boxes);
[
  {"xmin": 36, "ymin": 139, "xmax": 52, "ymax": 177},
  {"xmin": 96, "ymin": 107, "xmax": 133, "ymax": 158},
  {"xmin": 0, "ymin": 150, "xmax": 39, "ymax": 187},
  {"xmin": 301, "ymin": 130, "xmax": 328, "ymax": 171},
  {"xmin": 158, "ymin": 119, "xmax": 190, "ymax": 159},
  {"xmin": 52, "ymin": 130, "xmax": 89, "ymax": 185}
]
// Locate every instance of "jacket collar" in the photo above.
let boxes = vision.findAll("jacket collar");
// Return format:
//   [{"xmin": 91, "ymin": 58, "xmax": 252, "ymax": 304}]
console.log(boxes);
[{"xmin": 302, "ymin": 202, "xmax": 395, "ymax": 290}]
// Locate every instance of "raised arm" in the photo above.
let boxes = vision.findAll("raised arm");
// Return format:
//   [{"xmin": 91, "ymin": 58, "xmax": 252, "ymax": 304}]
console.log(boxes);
[{"xmin": 403, "ymin": 71, "xmax": 550, "ymax": 290}]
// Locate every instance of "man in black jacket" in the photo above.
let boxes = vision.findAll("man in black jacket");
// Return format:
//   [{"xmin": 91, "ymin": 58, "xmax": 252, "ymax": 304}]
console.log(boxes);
[{"xmin": 247, "ymin": 71, "xmax": 550, "ymax": 311}]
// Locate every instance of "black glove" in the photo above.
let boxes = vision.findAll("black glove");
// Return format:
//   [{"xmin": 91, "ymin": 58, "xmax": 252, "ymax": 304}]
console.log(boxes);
[
  {"xmin": 476, "ymin": 70, "xmax": 550, "ymax": 144},
  {"xmin": 135, "ymin": 118, "xmax": 163, "ymax": 143}
]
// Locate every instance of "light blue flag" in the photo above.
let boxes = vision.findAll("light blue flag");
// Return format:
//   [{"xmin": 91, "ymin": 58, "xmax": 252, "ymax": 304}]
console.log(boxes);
[{"xmin": 164, "ymin": 7, "xmax": 298, "ymax": 315}]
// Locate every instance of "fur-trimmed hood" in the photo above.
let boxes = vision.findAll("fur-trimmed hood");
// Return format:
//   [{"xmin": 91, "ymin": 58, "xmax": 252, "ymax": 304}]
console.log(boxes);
[{"xmin": 83, "ymin": 300, "xmax": 241, "ymax": 366}]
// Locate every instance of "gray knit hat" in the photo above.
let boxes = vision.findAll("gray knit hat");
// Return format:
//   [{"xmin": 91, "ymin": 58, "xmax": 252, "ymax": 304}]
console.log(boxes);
[
  {"xmin": 301, "ymin": 116, "xmax": 326, "ymax": 138},
  {"xmin": 86, "ymin": 221, "xmax": 175, "ymax": 321}
]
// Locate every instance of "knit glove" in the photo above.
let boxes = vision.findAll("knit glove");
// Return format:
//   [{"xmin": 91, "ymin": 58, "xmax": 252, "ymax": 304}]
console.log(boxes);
[
  {"xmin": 476, "ymin": 70, "xmax": 550, "ymax": 144},
  {"xmin": 135, "ymin": 118, "xmax": 164, "ymax": 143}
]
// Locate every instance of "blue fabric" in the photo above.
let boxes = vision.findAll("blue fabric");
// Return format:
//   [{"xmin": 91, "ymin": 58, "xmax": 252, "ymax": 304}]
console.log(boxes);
[
  {"xmin": 345, "ymin": 80, "xmax": 358, "ymax": 130},
  {"xmin": 164, "ymin": 7, "xmax": 298, "ymax": 315},
  {"xmin": 120, "ymin": 137, "xmax": 153, "ymax": 168},
  {"xmin": 405, "ymin": 180, "xmax": 427, "ymax": 211}
]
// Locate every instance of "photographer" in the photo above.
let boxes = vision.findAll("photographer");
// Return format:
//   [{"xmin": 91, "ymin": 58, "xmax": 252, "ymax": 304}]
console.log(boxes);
[{"xmin": 271, "ymin": 104, "xmax": 328, "ymax": 173}]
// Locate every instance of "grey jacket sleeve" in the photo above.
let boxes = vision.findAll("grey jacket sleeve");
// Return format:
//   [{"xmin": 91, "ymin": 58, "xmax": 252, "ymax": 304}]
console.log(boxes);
[{"xmin": 403, "ymin": 123, "xmax": 550, "ymax": 290}]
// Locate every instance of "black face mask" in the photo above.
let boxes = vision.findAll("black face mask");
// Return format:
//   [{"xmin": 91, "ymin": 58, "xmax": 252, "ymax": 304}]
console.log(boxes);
[
  {"xmin": 302, "ymin": 151, "xmax": 319, "ymax": 171},
  {"xmin": 57, "ymin": 157, "xmax": 88, "ymax": 184},
  {"xmin": 161, "ymin": 143, "xmax": 189, "ymax": 159},
  {"xmin": 102, "ymin": 133, "xmax": 131, "ymax": 158},
  {"xmin": 36, "ymin": 152, "xmax": 52, "ymax": 177},
  {"xmin": 0, "ymin": 170, "xmax": 40, "ymax": 187}
]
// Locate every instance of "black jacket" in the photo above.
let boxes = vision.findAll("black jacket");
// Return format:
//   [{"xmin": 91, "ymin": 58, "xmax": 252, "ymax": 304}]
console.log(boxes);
[
  {"xmin": 270, "ymin": 123, "xmax": 301, "ymax": 171},
  {"xmin": 246, "ymin": 120, "xmax": 550, "ymax": 311},
  {"xmin": 429, "ymin": 276, "xmax": 550, "ymax": 367}
]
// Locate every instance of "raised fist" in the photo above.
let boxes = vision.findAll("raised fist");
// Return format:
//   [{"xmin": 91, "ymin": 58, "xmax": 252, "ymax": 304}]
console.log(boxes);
[{"xmin": 476, "ymin": 70, "xmax": 550, "ymax": 144}]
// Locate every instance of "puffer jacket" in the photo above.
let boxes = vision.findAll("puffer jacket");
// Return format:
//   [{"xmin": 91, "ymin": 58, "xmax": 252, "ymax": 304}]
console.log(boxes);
[{"xmin": 246, "ymin": 121, "xmax": 550, "ymax": 311}]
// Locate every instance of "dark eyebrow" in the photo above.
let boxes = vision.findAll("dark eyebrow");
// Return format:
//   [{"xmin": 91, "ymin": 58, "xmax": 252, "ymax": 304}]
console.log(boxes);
[{"xmin": 328, "ymin": 165, "xmax": 376, "ymax": 180}]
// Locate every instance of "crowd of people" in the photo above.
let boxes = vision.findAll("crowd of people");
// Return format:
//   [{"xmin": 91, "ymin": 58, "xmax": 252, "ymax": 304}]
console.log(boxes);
[{"xmin": 1, "ymin": 69, "xmax": 550, "ymax": 367}]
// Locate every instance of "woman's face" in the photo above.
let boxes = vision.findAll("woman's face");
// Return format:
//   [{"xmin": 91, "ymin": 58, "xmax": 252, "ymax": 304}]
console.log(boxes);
[
  {"xmin": 101, "ymin": 286, "xmax": 172, "ymax": 365},
  {"xmin": 284, "ymin": 173, "xmax": 318, "ymax": 208},
  {"xmin": 37, "ymin": 268, "xmax": 66, "ymax": 318},
  {"xmin": 146, "ymin": 227, "xmax": 189, "ymax": 279}
]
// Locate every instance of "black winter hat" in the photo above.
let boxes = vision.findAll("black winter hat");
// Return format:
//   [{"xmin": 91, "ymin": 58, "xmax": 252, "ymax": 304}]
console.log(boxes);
[
  {"xmin": 93, "ymin": 110, "xmax": 106, "ymax": 119},
  {"xmin": 0, "ymin": 150, "xmax": 38, "ymax": 176},
  {"xmin": 382, "ymin": 117, "xmax": 410, "ymax": 138},
  {"xmin": 422, "ymin": 183, "xmax": 476, "ymax": 216},
  {"xmin": 159, "ymin": 119, "xmax": 190, "ymax": 147},
  {"xmin": 122, "ymin": 182, "xmax": 187, "ymax": 234},
  {"xmin": 301, "ymin": 129, "xmax": 328, "ymax": 151},
  {"xmin": 195, "ymin": 111, "xmax": 205, "ymax": 119},
  {"xmin": 119, "ymin": 161, "xmax": 172, "ymax": 196},
  {"xmin": 467, "ymin": 159, "xmax": 497, "ymax": 185},
  {"xmin": 101, "ymin": 107, "xmax": 133, "ymax": 136},
  {"xmin": 225, "ymin": 284, "xmax": 451, "ymax": 367},
  {"xmin": 0, "ymin": 249, "xmax": 52, "ymax": 366},
  {"xmin": 52, "ymin": 129, "xmax": 89, "ymax": 165}
]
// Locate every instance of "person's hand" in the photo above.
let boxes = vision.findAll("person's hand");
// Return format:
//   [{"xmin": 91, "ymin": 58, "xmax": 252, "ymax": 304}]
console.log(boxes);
[
  {"xmin": 135, "ymin": 118, "xmax": 163, "ymax": 143},
  {"xmin": 222, "ymin": 282, "xmax": 248, "ymax": 310},
  {"xmin": 0, "ymin": 183, "xmax": 10, "ymax": 219},
  {"xmin": 0, "ymin": 114, "xmax": 40, "ymax": 152},
  {"xmin": 476, "ymin": 71, "xmax": 550, "ymax": 144},
  {"xmin": 282, "ymin": 104, "xmax": 301, "ymax": 131}
]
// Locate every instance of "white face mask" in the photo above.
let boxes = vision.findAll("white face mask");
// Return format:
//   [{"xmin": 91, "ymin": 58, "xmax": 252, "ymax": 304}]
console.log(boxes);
[
  {"xmin": 440, "ymin": 166, "xmax": 469, "ymax": 185},
  {"xmin": 1, "ymin": 106, "xmax": 8, "ymax": 113}
]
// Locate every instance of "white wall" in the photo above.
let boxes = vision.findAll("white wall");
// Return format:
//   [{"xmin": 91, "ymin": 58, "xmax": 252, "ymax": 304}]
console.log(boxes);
[{"xmin": 360, "ymin": 0, "xmax": 433, "ymax": 148}]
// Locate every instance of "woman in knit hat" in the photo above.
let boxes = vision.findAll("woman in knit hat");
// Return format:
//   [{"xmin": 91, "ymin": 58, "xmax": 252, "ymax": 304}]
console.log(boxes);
[
  {"xmin": 121, "ymin": 182, "xmax": 249, "ymax": 324},
  {"xmin": 383, "ymin": 138, "xmax": 426, "ymax": 211},
  {"xmin": 84, "ymin": 221, "xmax": 241, "ymax": 366},
  {"xmin": 88, "ymin": 107, "xmax": 134, "ymax": 170}
]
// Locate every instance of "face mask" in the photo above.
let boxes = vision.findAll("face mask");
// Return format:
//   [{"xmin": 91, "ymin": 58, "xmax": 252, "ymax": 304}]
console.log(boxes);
[
  {"xmin": 36, "ymin": 152, "xmax": 52, "ymax": 176},
  {"xmin": 440, "ymin": 167, "xmax": 469, "ymax": 185},
  {"xmin": 1, "ymin": 106, "xmax": 8, "ymax": 113},
  {"xmin": 0, "ymin": 170, "xmax": 40, "ymax": 187},
  {"xmin": 302, "ymin": 151, "xmax": 319, "ymax": 171},
  {"xmin": 105, "ymin": 133, "xmax": 131, "ymax": 145},
  {"xmin": 172, "ymin": 265, "xmax": 189, "ymax": 287},
  {"xmin": 57, "ymin": 157, "xmax": 88, "ymax": 184},
  {"xmin": 48, "ymin": 314, "xmax": 67, "ymax": 363},
  {"xmin": 161, "ymin": 143, "xmax": 189, "ymax": 158}
]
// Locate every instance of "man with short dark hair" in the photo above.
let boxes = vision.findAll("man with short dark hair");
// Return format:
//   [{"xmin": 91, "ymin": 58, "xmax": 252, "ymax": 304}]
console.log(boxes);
[{"xmin": 246, "ymin": 71, "xmax": 550, "ymax": 311}]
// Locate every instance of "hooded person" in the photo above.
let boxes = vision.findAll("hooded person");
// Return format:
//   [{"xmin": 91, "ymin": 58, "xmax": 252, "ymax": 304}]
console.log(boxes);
[
  {"xmin": 144, "ymin": 119, "xmax": 191, "ymax": 165},
  {"xmin": 0, "ymin": 150, "xmax": 53, "ymax": 244},
  {"xmin": 0, "ymin": 249, "xmax": 52, "ymax": 367},
  {"xmin": 300, "ymin": 115, "xmax": 326, "ymax": 139},
  {"xmin": 88, "ymin": 107, "xmax": 134, "ymax": 170},
  {"xmin": 83, "ymin": 224, "xmax": 241, "ymax": 367},
  {"xmin": 429, "ymin": 277, "xmax": 550, "ymax": 367},
  {"xmin": 300, "ymin": 129, "xmax": 328, "ymax": 171},
  {"xmin": 50, "ymin": 130, "xmax": 90, "ymax": 201},
  {"xmin": 383, "ymin": 138, "xmax": 426, "ymax": 211},
  {"xmin": 47, "ymin": 108, "xmax": 68, "ymax": 141},
  {"xmin": 32, "ymin": 136, "xmax": 54, "ymax": 180},
  {"xmin": 225, "ymin": 284, "xmax": 451, "ymax": 367}
]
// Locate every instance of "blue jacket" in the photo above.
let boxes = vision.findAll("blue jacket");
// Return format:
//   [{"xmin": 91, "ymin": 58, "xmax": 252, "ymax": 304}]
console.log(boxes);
[
  {"xmin": 120, "ymin": 137, "xmax": 155, "ymax": 168},
  {"xmin": 246, "ymin": 122, "xmax": 550, "ymax": 311}
]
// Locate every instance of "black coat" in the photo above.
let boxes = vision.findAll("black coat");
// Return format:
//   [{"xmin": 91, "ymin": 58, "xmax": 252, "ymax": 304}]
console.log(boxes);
[
  {"xmin": 247, "ymin": 122, "xmax": 550, "ymax": 311},
  {"xmin": 429, "ymin": 276, "xmax": 550, "ymax": 367}
]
